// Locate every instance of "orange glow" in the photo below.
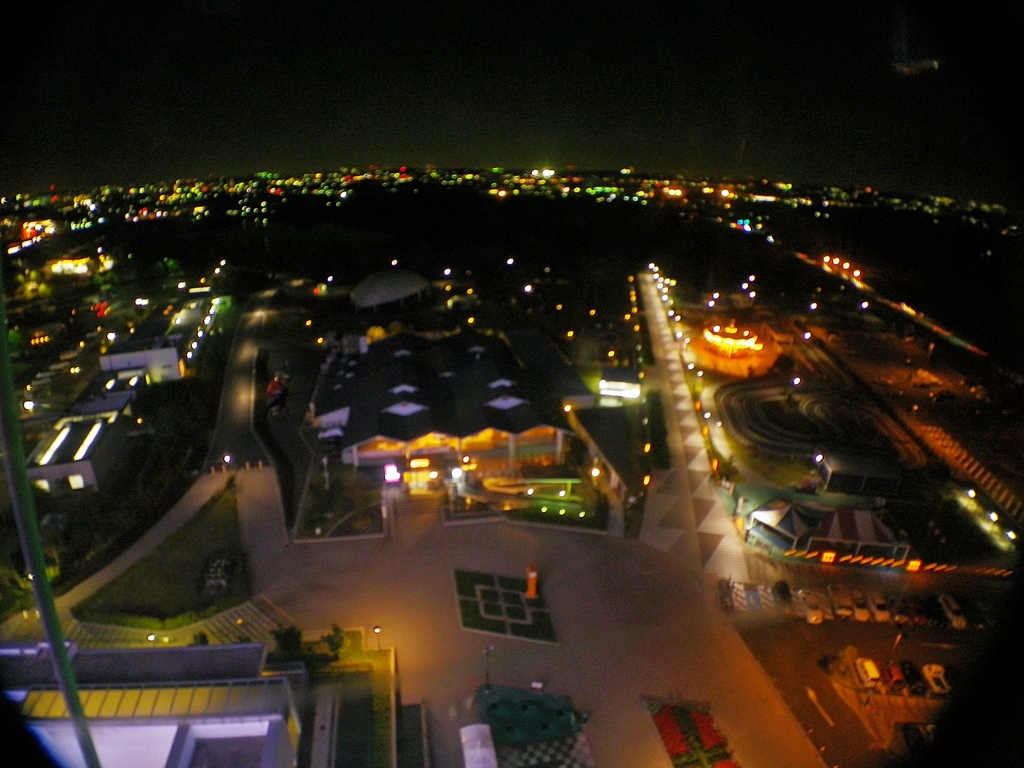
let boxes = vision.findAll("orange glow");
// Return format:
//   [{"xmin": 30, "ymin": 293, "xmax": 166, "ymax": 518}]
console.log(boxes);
[
  {"xmin": 409, "ymin": 458, "xmax": 430, "ymax": 469},
  {"xmin": 702, "ymin": 323, "xmax": 763, "ymax": 356},
  {"xmin": 907, "ymin": 559, "xmax": 922, "ymax": 572},
  {"xmin": 821, "ymin": 551, "xmax": 836, "ymax": 563}
]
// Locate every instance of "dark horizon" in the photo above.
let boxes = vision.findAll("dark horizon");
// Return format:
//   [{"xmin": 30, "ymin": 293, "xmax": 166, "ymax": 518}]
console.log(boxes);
[{"xmin": 4, "ymin": 3, "xmax": 1023, "ymax": 207}]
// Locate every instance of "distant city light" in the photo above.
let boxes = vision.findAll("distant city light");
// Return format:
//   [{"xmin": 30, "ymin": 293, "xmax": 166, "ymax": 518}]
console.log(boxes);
[
  {"xmin": 391, "ymin": 259, "xmax": 398, "ymax": 266},
  {"xmin": 506, "ymin": 258, "xmax": 514, "ymax": 266}
]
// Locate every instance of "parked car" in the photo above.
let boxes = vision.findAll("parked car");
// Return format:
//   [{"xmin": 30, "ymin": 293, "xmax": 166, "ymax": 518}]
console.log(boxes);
[
  {"xmin": 900, "ymin": 660, "xmax": 928, "ymax": 696},
  {"xmin": 850, "ymin": 590, "xmax": 871, "ymax": 622},
  {"xmin": 921, "ymin": 595, "xmax": 950, "ymax": 628},
  {"xmin": 799, "ymin": 589, "xmax": 834, "ymax": 622},
  {"xmin": 922, "ymin": 664, "xmax": 952, "ymax": 696},
  {"xmin": 866, "ymin": 593, "xmax": 891, "ymax": 622},
  {"xmin": 827, "ymin": 585, "xmax": 855, "ymax": 619},
  {"xmin": 855, "ymin": 657, "xmax": 881, "ymax": 688},
  {"xmin": 796, "ymin": 589, "xmax": 825, "ymax": 624},
  {"xmin": 887, "ymin": 594, "xmax": 910, "ymax": 625},
  {"xmin": 903, "ymin": 596, "xmax": 935, "ymax": 627},
  {"xmin": 882, "ymin": 662, "xmax": 907, "ymax": 694},
  {"xmin": 957, "ymin": 596, "xmax": 990, "ymax": 629},
  {"xmin": 937, "ymin": 594, "xmax": 967, "ymax": 630}
]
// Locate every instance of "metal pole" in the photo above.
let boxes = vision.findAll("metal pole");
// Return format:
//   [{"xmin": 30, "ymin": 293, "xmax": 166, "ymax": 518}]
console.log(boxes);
[
  {"xmin": 484, "ymin": 645, "xmax": 494, "ymax": 689},
  {"xmin": 0, "ymin": 268, "xmax": 102, "ymax": 768}
]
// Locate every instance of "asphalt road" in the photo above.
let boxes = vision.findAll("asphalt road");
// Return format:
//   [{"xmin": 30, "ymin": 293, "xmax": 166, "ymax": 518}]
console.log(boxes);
[{"xmin": 733, "ymin": 590, "xmax": 1003, "ymax": 768}]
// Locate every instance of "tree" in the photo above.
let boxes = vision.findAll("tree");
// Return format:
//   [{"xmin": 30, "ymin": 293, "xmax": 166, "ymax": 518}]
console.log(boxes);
[
  {"xmin": 272, "ymin": 625, "xmax": 303, "ymax": 655},
  {"xmin": 321, "ymin": 623, "xmax": 345, "ymax": 656}
]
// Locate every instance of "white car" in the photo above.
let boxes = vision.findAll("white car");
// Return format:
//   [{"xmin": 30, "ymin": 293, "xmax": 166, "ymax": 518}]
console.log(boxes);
[
  {"xmin": 850, "ymin": 590, "xmax": 871, "ymax": 622},
  {"xmin": 867, "ymin": 593, "xmax": 891, "ymax": 623},
  {"xmin": 796, "ymin": 589, "xmax": 825, "ymax": 624},
  {"xmin": 827, "ymin": 585, "xmax": 854, "ymax": 619},
  {"xmin": 799, "ymin": 589, "xmax": 834, "ymax": 622},
  {"xmin": 922, "ymin": 664, "xmax": 952, "ymax": 696},
  {"xmin": 937, "ymin": 594, "xmax": 967, "ymax": 630}
]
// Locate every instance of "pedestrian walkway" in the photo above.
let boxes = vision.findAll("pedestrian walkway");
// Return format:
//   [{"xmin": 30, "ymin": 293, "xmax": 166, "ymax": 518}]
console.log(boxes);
[
  {"xmin": 59, "ymin": 598, "xmax": 292, "ymax": 648},
  {"xmin": 638, "ymin": 272, "xmax": 750, "ymax": 582}
]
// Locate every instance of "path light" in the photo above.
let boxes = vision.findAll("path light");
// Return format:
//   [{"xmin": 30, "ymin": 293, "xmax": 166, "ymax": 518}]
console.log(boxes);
[
  {"xmin": 223, "ymin": 454, "xmax": 232, "ymax": 464},
  {"xmin": 373, "ymin": 625, "xmax": 382, "ymax": 651}
]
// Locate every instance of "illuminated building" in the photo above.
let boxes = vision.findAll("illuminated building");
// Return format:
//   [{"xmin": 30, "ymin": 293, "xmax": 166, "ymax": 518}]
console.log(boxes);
[{"xmin": 26, "ymin": 410, "xmax": 128, "ymax": 492}]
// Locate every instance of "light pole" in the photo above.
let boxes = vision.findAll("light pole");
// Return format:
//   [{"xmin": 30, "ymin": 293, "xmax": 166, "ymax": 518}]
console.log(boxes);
[
  {"xmin": 373, "ymin": 625, "xmax": 381, "ymax": 651},
  {"xmin": 484, "ymin": 645, "xmax": 495, "ymax": 690}
]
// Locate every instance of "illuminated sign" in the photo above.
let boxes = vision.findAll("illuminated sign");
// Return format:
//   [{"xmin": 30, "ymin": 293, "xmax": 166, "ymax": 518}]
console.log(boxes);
[
  {"xmin": 598, "ymin": 379, "xmax": 641, "ymax": 399},
  {"xmin": 409, "ymin": 458, "xmax": 430, "ymax": 469},
  {"xmin": 821, "ymin": 551, "xmax": 836, "ymax": 564},
  {"xmin": 383, "ymin": 464, "xmax": 401, "ymax": 483},
  {"xmin": 906, "ymin": 559, "xmax": 922, "ymax": 572}
]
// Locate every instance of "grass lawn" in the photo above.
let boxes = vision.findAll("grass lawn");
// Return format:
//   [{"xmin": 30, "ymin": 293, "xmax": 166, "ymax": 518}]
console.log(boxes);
[
  {"xmin": 73, "ymin": 482, "xmax": 249, "ymax": 627},
  {"xmin": 297, "ymin": 464, "xmax": 382, "ymax": 538},
  {"xmin": 730, "ymin": 437, "xmax": 813, "ymax": 488}
]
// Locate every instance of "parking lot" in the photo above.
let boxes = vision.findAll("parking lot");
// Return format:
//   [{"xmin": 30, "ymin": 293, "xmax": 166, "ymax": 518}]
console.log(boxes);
[{"xmin": 729, "ymin": 574, "xmax": 1009, "ymax": 767}]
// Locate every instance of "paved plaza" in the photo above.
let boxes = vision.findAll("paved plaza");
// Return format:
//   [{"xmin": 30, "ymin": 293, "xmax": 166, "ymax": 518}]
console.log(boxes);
[{"xmin": 1, "ymin": 274, "xmax": 828, "ymax": 767}]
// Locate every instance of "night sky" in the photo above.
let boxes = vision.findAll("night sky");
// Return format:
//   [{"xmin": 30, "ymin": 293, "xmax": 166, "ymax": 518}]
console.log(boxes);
[{"xmin": 4, "ymin": 2, "xmax": 1022, "ymax": 206}]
